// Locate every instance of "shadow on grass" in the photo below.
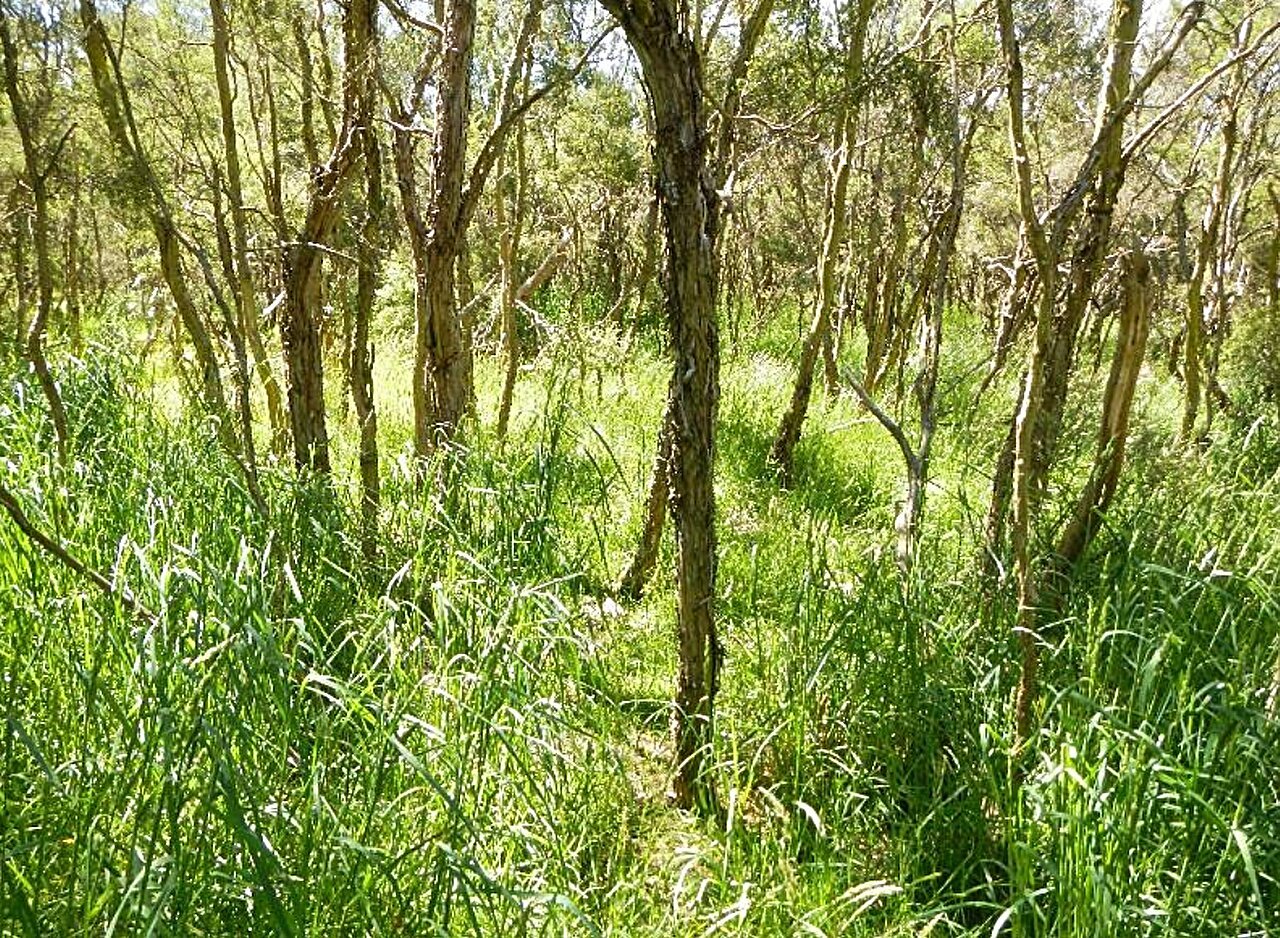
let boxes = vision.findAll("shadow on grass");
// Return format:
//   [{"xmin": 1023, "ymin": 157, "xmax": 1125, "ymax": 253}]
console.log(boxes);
[{"xmin": 718, "ymin": 400, "xmax": 881, "ymax": 528}]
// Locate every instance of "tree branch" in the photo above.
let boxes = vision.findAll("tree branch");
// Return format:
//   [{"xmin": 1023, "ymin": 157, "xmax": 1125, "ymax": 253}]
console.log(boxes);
[{"xmin": 0, "ymin": 482, "xmax": 156, "ymax": 624}]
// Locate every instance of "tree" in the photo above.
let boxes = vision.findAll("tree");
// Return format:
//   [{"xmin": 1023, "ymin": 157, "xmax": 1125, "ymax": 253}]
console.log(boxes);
[
  {"xmin": 0, "ymin": 3, "xmax": 70, "ymax": 463},
  {"xmin": 615, "ymin": 0, "xmax": 775, "ymax": 601},
  {"xmin": 79, "ymin": 0, "xmax": 243, "ymax": 468},
  {"xmin": 596, "ymin": 0, "xmax": 747, "ymax": 814},
  {"xmin": 276, "ymin": 0, "xmax": 374, "ymax": 473},
  {"xmin": 769, "ymin": 0, "xmax": 872, "ymax": 485},
  {"xmin": 210, "ymin": 0, "xmax": 287, "ymax": 452}
]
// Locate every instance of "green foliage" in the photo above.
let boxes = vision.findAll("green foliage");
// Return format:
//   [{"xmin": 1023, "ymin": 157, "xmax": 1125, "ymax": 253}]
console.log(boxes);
[{"xmin": 1, "ymin": 329, "xmax": 1277, "ymax": 935}]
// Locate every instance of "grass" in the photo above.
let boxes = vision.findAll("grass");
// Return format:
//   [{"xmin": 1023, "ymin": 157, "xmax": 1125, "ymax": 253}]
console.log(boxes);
[{"xmin": 0, "ymin": 312, "xmax": 1277, "ymax": 935}]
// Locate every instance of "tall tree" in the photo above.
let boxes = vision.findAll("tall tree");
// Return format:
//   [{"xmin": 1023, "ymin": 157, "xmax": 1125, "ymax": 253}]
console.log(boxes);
[
  {"xmin": 615, "ymin": 0, "xmax": 775, "ymax": 600},
  {"xmin": 79, "ymin": 0, "xmax": 240, "ymax": 460},
  {"xmin": 351, "ymin": 0, "xmax": 383, "ymax": 559},
  {"xmin": 596, "ymin": 0, "xmax": 758, "ymax": 814},
  {"xmin": 768, "ymin": 0, "xmax": 872, "ymax": 484},
  {"xmin": 210, "ymin": 0, "xmax": 287, "ymax": 452}
]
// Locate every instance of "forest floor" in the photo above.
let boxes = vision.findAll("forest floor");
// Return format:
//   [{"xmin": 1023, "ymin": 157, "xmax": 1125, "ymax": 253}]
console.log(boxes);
[{"xmin": 1, "ymin": 308, "xmax": 1278, "ymax": 935}]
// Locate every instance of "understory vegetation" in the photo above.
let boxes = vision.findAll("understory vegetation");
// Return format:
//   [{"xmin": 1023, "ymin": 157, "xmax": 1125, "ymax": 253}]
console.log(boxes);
[
  {"xmin": 2, "ymin": 312, "xmax": 1277, "ymax": 934},
  {"xmin": 2, "ymin": 0, "xmax": 1279, "ymax": 933}
]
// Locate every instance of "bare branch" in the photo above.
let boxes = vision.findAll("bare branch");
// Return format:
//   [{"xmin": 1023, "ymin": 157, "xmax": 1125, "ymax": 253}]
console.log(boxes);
[{"xmin": 0, "ymin": 483, "xmax": 156, "ymax": 624}]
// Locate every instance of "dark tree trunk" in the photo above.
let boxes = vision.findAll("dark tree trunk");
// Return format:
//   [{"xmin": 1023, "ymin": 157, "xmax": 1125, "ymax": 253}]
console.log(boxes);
[
  {"xmin": 278, "ymin": 0, "xmax": 374, "ymax": 472},
  {"xmin": 351, "ymin": 0, "xmax": 382, "ymax": 560},
  {"xmin": 598, "ymin": 0, "xmax": 731, "ymax": 815}
]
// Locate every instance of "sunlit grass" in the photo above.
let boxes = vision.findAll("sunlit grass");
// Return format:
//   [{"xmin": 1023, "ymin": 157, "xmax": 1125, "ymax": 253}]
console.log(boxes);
[{"xmin": 0, "ymin": 312, "xmax": 1276, "ymax": 935}]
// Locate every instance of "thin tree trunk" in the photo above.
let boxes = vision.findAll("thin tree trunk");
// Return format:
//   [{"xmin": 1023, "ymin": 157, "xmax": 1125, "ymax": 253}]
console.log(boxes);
[
  {"xmin": 498, "ymin": 226, "xmax": 572, "ymax": 438},
  {"xmin": 1052, "ymin": 249, "xmax": 1150, "ymax": 576},
  {"xmin": 391, "ymin": 116, "xmax": 435, "ymax": 463},
  {"xmin": 986, "ymin": 0, "xmax": 1164, "ymax": 592},
  {"xmin": 65, "ymin": 164, "xmax": 82, "ymax": 354},
  {"xmin": 294, "ymin": 14, "xmax": 322, "ymax": 172},
  {"xmin": 768, "ymin": 108, "xmax": 854, "ymax": 484},
  {"xmin": 2, "ymin": 12, "xmax": 71, "ymax": 464},
  {"xmin": 1182, "ymin": 20, "xmax": 1249, "ymax": 444},
  {"xmin": 211, "ymin": 0, "xmax": 288, "ymax": 453},
  {"xmin": 618, "ymin": 390, "xmax": 674, "ymax": 599},
  {"xmin": 8, "ymin": 187, "xmax": 30, "ymax": 360},
  {"xmin": 599, "ymin": 0, "xmax": 738, "ymax": 817},
  {"xmin": 996, "ymin": 0, "xmax": 1056, "ymax": 747},
  {"xmin": 769, "ymin": 0, "xmax": 868, "ymax": 483},
  {"xmin": 865, "ymin": 187, "xmax": 909, "ymax": 393},
  {"xmin": 80, "ymin": 0, "xmax": 237, "ymax": 456},
  {"xmin": 278, "ymin": 0, "xmax": 373, "ymax": 472},
  {"xmin": 351, "ymin": 1, "xmax": 382, "ymax": 560}
]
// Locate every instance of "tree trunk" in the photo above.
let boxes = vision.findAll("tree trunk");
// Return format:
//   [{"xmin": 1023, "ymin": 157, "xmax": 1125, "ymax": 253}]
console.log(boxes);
[
  {"xmin": 65, "ymin": 165, "xmax": 82, "ymax": 354},
  {"xmin": 986, "ymin": 0, "xmax": 1154, "ymax": 591},
  {"xmin": 211, "ymin": 0, "xmax": 288, "ymax": 453},
  {"xmin": 7, "ymin": 187, "xmax": 30, "ymax": 361},
  {"xmin": 1182, "ymin": 22, "xmax": 1249, "ymax": 444},
  {"xmin": 769, "ymin": 109, "xmax": 854, "ymax": 484},
  {"xmin": 618, "ymin": 391, "xmax": 675, "ymax": 599},
  {"xmin": 611, "ymin": 0, "xmax": 775, "ymax": 620},
  {"xmin": 768, "ymin": 0, "xmax": 868, "ymax": 483},
  {"xmin": 495, "ymin": 149, "xmax": 523, "ymax": 440},
  {"xmin": 278, "ymin": 0, "xmax": 374, "ymax": 472},
  {"xmin": 351, "ymin": 16, "xmax": 382, "ymax": 562},
  {"xmin": 995, "ymin": 0, "xmax": 1057, "ymax": 747},
  {"xmin": 414, "ymin": 0, "xmax": 477, "ymax": 454},
  {"xmin": 1053, "ymin": 250, "xmax": 1150, "ymax": 576},
  {"xmin": 2, "ymin": 12, "xmax": 71, "ymax": 464},
  {"xmin": 80, "ymin": 0, "xmax": 238, "ymax": 456},
  {"xmin": 599, "ymin": 0, "xmax": 731, "ymax": 816}
]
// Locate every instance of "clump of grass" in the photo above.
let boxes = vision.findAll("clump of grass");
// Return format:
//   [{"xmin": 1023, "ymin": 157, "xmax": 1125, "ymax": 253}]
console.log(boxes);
[{"xmin": 2, "ymin": 329, "xmax": 1277, "ymax": 935}]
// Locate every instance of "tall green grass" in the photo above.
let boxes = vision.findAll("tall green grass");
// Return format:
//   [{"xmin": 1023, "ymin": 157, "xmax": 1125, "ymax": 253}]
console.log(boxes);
[{"xmin": 1, "ymin": 330, "xmax": 1277, "ymax": 935}]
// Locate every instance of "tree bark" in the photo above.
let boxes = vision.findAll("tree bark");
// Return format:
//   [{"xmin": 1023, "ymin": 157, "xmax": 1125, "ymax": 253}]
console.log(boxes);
[
  {"xmin": 211, "ymin": 0, "xmax": 288, "ymax": 453},
  {"xmin": 277, "ymin": 0, "xmax": 374, "ymax": 472},
  {"xmin": 598, "ymin": 0, "xmax": 735, "ymax": 816},
  {"xmin": 612, "ymin": 0, "xmax": 774, "ymax": 607},
  {"xmin": 414, "ymin": 0, "xmax": 477, "ymax": 454},
  {"xmin": 0, "ymin": 12, "xmax": 70, "ymax": 464}
]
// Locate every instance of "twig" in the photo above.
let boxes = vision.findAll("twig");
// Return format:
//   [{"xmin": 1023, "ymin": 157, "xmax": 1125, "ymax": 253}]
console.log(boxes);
[{"xmin": 0, "ymin": 482, "xmax": 156, "ymax": 624}]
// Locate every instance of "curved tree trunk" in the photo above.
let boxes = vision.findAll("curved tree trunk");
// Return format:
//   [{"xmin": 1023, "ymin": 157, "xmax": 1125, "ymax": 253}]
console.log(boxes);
[
  {"xmin": 1182, "ymin": 22, "xmax": 1250, "ymax": 444},
  {"xmin": 278, "ymin": 0, "xmax": 376, "ymax": 472},
  {"xmin": 768, "ymin": 0, "xmax": 869, "ymax": 482},
  {"xmin": 0, "ymin": 12, "xmax": 70, "ymax": 464},
  {"xmin": 611, "ymin": 0, "xmax": 775, "ymax": 612},
  {"xmin": 7, "ymin": 187, "xmax": 30, "ymax": 361},
  {"xmin": 1052, "ymin": 250, "xmax": 1150, "ymax": 577},
  {"xmin": 768, "ymin": 106, "xmax": 855, "ymax": 484},
  {"xmin": 80, "ymin": 0, "xmax": 237, "ymax": 457},
  {"xmin": 618, "ymin": 391, "xmax": 674, "ymax": 599}
]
